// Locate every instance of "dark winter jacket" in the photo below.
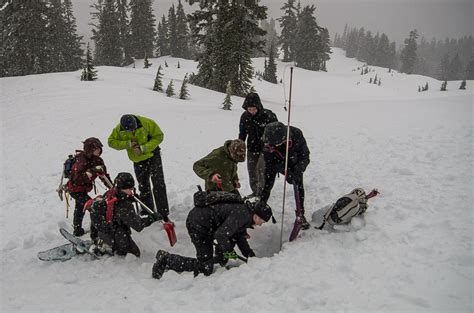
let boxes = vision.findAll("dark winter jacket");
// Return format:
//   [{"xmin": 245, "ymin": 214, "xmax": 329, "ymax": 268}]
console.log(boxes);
[
  {"xmin": 98, "ymin": 190, "xmax": 152, "ymax": 247},
  {"xmin": 193, "ymin": 140, "xmax": 239, "ymax": 192},
  {"xmin": 186, "ymin": 202, "xmax": 254, "ymax": 257},
  {"xmin": 260, "ymin": 122, "xmax": 310, "ymax": 202},
  {"xmin": 239, "ymin": 100, "xmax": 278, "ymax": 153},
  {"xmin": 66, "ymin": 138, "xmax": 110, "ymax": 193}
]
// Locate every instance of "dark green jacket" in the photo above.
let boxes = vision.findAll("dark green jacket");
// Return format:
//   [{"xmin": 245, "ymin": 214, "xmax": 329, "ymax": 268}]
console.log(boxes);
[
  {"xmin": 193, "ymin": 140, "xmax": 239, "ymax": 192},
  {"xmin": 108, "ymin": 115, "xmax": 164, "ymax": 163}
]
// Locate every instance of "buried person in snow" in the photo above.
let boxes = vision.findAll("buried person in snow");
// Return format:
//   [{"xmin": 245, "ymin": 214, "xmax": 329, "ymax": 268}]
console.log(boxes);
[{"xmin": 152, "ymin": 200, "xmax": 274, "ymax": 279}]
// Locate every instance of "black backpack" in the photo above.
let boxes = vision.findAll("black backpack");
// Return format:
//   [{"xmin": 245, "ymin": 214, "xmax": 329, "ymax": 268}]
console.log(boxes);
[
  {"xmin": 63, "ymin": 150, "xmax": 81, "ymax": 179},
  {"xmin": 85, "ymin": 189, "xmax": 119, "ymax": 234},
  {"xmin": 193, "ymin": 186, "xmax": 243, "ymax": 207}
]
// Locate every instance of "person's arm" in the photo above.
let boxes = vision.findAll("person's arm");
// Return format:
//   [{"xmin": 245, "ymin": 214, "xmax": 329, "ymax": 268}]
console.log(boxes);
[
  {"xmin": 70, "ymin": 156, "xmax": 91, "ymax": 185},
  {"xmin": 140, "ymin": 117, "xmax": 164, "ymax": 153},
  {"xmin": 238, "ymin": 114, "xmax": 248, "ymax": 142},
  {"xmin": 214, "ymin": 212, "xmax": 247, "ymax": 253},
  {"xmin": 193, "ymin": 152, "xmax": 216, "ymax": 181},
  {"xmin": 234, "ymin": 232, "xmax": 255, "ymax": 258},
  {"xmin": 116, "ymin": 202, "xmax": 150, "ymax": 232},
  {"xmin": 108, "ymin": 124, "xmax": 130, "ymax": 150}
]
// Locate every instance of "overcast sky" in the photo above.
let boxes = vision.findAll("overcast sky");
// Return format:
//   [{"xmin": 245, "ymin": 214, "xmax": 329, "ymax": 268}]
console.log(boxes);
[{"xmin": 72, "ymin": 0, "xmax": 473, "ymax": 47}]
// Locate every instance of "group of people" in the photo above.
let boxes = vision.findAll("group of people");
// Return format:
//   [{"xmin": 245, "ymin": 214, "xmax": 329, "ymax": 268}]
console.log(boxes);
[{"xmin": 64, "ymin": 92, "xmax": 311, "ymax": 279}]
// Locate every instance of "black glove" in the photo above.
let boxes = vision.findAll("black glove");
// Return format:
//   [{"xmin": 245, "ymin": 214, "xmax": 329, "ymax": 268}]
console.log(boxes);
[
  {"xmin": 245, "ymin": 250, "xmax": 255, "ymax": 258},
  {"xmin": 286, "ymin": 171, "xmax": 301, "ymax": 185},
  {"xmin": 145, "ymin": 212, "xmax": 161, "ymax": 226}
]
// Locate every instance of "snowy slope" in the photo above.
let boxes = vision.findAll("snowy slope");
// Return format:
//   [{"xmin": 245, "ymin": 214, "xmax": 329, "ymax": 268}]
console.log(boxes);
[{"xmin": 1, "ymin": 48, "xmax": 472, "ymax": 312}]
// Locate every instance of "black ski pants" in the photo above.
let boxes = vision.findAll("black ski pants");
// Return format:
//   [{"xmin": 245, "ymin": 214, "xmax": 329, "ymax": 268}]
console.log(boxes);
[
  {"xmin": 247, "ymin": 151, "xmax": 265, "ymax": 195},
  {"xmin": 111, "ymin": 227, "xmax": 141, "ymax": 257},
  {"xmin": 133, "ymin": 148, "xmax": 169, "ymax": 218},
  {"xmin": 70, "ymin": 192, "xmax": 98, "ymax": 240}
]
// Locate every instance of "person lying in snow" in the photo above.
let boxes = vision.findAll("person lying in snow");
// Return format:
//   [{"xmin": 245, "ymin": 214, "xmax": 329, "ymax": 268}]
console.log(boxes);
[
  {"xmin": 85, "ymin": 172, "xmax": 160, "ymax": 257},
  {"xmin": 151, "ymin": 198, "xmax": 274, "ymax": 279}
]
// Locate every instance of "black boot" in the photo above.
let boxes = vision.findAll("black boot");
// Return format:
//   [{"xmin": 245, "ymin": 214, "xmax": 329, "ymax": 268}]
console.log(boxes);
[
  {"xmin": 300, "ymin": 215, "xmax": 310, "ymax": 230},
  {"xmin": 73, "ymin": 226, "xmax": 85, "ymax": 237},
  {"xmin": 152, "ymin": 250, "xmax": 169, "ymax": 279}
]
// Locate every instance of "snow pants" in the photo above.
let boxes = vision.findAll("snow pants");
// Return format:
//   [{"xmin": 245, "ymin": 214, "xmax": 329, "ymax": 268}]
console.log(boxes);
[
  {"xmin": 247, "ymin": 151, "xmax": 265, "ymax": 195},
  {"xmin": 70, "ymin": 192, "xmax": 97, "ymax": 240},
  {"xmin": 111, "ymin": 227, "xmax": 141, "ymax": 257},
  {"xmin": 133, "ymin": 148, "xmax": 169, "ymax": 218}
]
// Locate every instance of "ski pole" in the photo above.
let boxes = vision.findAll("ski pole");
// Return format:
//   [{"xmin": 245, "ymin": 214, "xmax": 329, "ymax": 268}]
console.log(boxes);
[{"xmin": 279, "ymin": 66, "xmax": 294, "ymax": 251}]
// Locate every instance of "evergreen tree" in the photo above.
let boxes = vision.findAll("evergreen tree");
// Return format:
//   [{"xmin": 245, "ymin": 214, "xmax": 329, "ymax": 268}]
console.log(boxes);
[
  {"xmin": 91, "ymin": 0, "xmax": 123, "ymax": 66},
  {"xmin": 294, "ymin": 5, "xmax": 330, "ymax": 71},
  {"xmin": 400, "ymin": 29, "xmax": 418, "ymax": 74},
  {"xmin": 222, "ymin": 81, "xmax": 232, "ymax": 110},
  {"xmin": 157, "ymin": 15, "xmax": 170, "ymax": 56},
  {"xmin": 179, "ymin": 74, "xmax": 190, "ymax": 99},
  {"xmin": 459, "ymin": 80, "xmax": 466, "ymax": 90},
  {"xmin": 466, "ymin": 55, "xmax": 474, "ymax": 79},
  {"xmin": 144, "ymin": 53, "xmax": 152, "ymax": 68},
  {"xmin": 263, "ymin": 40, "xmax": 278, "ymax": 83},
  {"xmin": 175, "ymin": 0, "xmax": 190, "ymax": 58},
  {"xmin": 167, "ymin": 4, "xmax": 178, "ymax": 56},
  {"xmin": 424, "ymin": 82, "xmax": 429, "ymax": 91},
  {"xmin": 166, "ymin": 80, "xmax": 175, "ymax": 96},
  {"xmin": 129, "ymin": 0, "xmax": 156, "ymax": 59},
  {"xmin": 81, "ymin": 43, "xmax": 98, "ymax": 81},
  {"xmin": 440, "ymin": 80, "xmax": 447, "ymax": 91},
  {"xmin": 153, "ymin": 65, "xmax": 163, "ymax": 91},
  {"xmin": 449, "ymin": 54, "xmax": 462, "ymax": 80},
  {"xmin": 278, "ymin": 0, "xmax": 297, "ymax": 62},
  {"xmin": 438, "ymin": 53, "xmax": 450, "ymax": 80},
  {"xmin": 188, "ymin": 1, "xmax": 266, "ymax": 96},
  {"xmin": 1, "ymin": 0, "xmax": 50, "ymax": 76},
  {"xmin": 177, "ymin": 61, "xmax": 181, "ymax": 68},
  {"xmin": 117, "ymin": 0, "xmax": 134, "ymax": 66}
]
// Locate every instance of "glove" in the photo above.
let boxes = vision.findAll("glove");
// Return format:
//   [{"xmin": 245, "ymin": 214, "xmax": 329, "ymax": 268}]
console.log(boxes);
[
  {"xmin": 223, "ymin": 250, "xmax": 238, "ymax": 260},
  {"xmin": 89, "ymin": 165, "xmax": 105, "ymax": 175},
  {"xmin": 146, "ymin": 212, "xmax": 161, "ymax": 225},
  {"xmin": 286, "ymin": 171, "xmax": 300, "ymax": 184},
  {"xmin": 211, "ymin": 174, "xmax": 222, "ymax": 184},
  {"xmin": 246, "ymin": 250, "xmax": 255, "ymax": 258}
]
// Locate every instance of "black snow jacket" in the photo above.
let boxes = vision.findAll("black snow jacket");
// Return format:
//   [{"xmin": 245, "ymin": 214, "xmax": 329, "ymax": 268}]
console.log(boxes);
[
  {"xmin": 186, "ymin": 202, "xmax": 254, "ymax": 256},
  {"xmin": 98, "ymin": 190, "xmax": 152, "ymax": 248},
  {"xmin": 239, "ymin": 100, "xmax": 278, "ymax": 153},
  {"xmin": 260, "ymin": 122, "xmax": 310, "ymax": 202}
]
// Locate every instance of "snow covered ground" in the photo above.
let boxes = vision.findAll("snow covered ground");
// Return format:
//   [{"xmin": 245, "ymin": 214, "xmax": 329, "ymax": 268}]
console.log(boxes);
[{"xmin": 1, "ymin": 48, "xmax": 472, "ymax": 312}]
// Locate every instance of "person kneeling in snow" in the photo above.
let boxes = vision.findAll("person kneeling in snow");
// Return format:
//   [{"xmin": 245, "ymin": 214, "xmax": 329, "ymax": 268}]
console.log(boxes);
[
  {"xmin": 87, "ymin": 172, "xmax": 160, "ymax": 257},
  {"xmin": 152, "ymin": 199, "xmax": 274, "ymax": 279}
]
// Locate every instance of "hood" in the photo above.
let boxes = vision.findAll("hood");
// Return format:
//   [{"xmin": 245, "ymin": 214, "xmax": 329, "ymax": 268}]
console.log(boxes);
[
  {"xmin": 242, "ymin": 93, "xmax": 264, "ymax": 112},
  {"xmin": 83, "ymin": 137, "xmax": 103, "ymax": 157}
]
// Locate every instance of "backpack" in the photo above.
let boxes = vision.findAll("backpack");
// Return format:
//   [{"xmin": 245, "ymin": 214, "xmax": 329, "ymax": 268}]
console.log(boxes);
[
  {"xmin": 193, "ymin": 186, "xmax": 243, "ymax": 207},
  {"xmin": 84, "ymin": 189, "xmax": 119, "ymax": 233},
  {"xmin": 324, "ymin": 188, "xmax": 369, "ymax": 225},
  {"xmin": 63, "ymin": 150, "xmax": 81, "ymax": 179}
]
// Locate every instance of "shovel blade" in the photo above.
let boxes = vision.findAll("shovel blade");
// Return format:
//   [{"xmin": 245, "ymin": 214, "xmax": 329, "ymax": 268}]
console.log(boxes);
[{"xmin": 163, "ymin": 222, "xmax": 177, "ymax": 247}]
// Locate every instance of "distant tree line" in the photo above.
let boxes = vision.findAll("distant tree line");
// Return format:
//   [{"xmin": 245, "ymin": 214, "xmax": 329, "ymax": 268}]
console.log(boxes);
[
  {"xmin": 335, "ymin": 24, "xmax": 473, "ymax": 80},
  {"xmin": 333, "ymin": 24, "xmax": 397, "ymax": 70}
]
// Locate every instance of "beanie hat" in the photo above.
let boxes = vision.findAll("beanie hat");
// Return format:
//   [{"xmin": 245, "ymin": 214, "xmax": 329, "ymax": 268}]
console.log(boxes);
[
  {"xmin": 252, "ymin": 201, "xmax": 273, "ymax": 222},
  {"xmin": 114, "ymin": 172, "xmax": 135, "ymax": 189},
  {"xmin": 83, "ymin": 137, "xmax": 103, "ymax": 156},
  {"xmin": 263, "ymin": 121, "xmax": 287, "ymax": 146},
  {"xmin": 120, "ymin": 114, "xmax": 138, "ymax": 131},
  {"xmin": 228, "ymin": 139, "xmax": 246, "ymax": 162}
]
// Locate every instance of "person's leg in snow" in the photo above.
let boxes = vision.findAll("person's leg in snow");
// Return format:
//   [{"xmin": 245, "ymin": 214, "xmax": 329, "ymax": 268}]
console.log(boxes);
[
  {"xmin": 70, "ymin": 192, "xmax": 91, "ymax": 236},
  {"xmin": 133, "ymin": 157, "xmax": 154, "ymax": 212},
  {"xmin": 113, "ymin": 227, "xmax": 141, "ymax": 257},
  {"xmin": 293, "ymin": 176, "xmax": 310, "ymax": 230},
  {"xmin": 149, "ymin": 149, "xmax": 169, "ymax": 220}
]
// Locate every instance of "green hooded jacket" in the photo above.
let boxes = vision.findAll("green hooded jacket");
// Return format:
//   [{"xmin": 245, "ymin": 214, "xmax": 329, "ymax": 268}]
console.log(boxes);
[
  {"xmin": 193, "ymin": 140, "xmax": 239, "ymax": 192},
  {"xmin": 108, "ymin": 115, "xmax": 164, "ymax": 163}
]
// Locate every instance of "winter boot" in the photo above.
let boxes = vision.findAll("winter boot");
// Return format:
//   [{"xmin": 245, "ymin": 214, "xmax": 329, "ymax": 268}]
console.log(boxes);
[
  {"xmin": 73, "ymin": 226, "xmax": 85, "ymax": 237},
  {"xmin": 152, "ymin": 250, "xmax": 169, "ymax": 279},
  {"xmin": 300, "ymin": 216, "xmax": 310, "ymax": 230}
]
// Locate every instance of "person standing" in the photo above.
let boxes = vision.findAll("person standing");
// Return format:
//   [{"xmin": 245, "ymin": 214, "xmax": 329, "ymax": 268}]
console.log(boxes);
[
  {"xmin": 193, "ymin": 139, "xmax": 246, "ymax": 193},
  {"xmin": 108, "ymin": 114, "xmax": 170, "ymax": 222},
  {"xmin": 260, "ymin": 121, "xmax": 311, "ymax": 229},
  {"xmin": 66, "ymin": 137, "xmax": 111, "ymax": 237},
  {"xmin": 238, "ymin": 93, "xmax": 278, "ymax": 196}
]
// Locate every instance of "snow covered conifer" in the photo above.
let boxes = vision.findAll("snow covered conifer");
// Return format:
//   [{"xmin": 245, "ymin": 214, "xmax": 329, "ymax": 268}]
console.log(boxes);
[
  {"xmin": 166, "ymin": 80, "xmax": 175, "ymax": 97},
  {"xmin": 263, "ymin": 40, "xmax": 278, "ymax": 83},
  {"xmin": 129, "ymin": 0, "xmax": 156, "ymax": 59},
  {"xmin": 440, "ymin": 80, "xmax": 447, "ymax": 91},
  {"xmin": 177, "ymin": 61, "xmax": 181, "ymax": 69},
  {"xmin": 153, "ymin": 65, "xmax": 164, "ymax": 92},
  {"xmin": 81, "ymin": 43, "xmax": 98, "ymax": 81},
  {"xmin": 157, "ymin": 15, "xmax": 170, "ymax": 56},
  {"xmin": 459, "ymin": 80, "xmax": 466, "ymax": 90},
  {"xmin": 144, "ymin": 53, "xmax": 152, "ymax": 68},
  {"xmin": 400, "ymin": 29, "xmax": 418, "ymax": 74},
  {"xmin": 278, "ymin": 0, "xmax": 298, "ymax": 62},
  {"xmin": 179, "ymin": 74, "xmax": 190, "ymax": 100},
  {"xmin": 222, "ymin": 81, "xmax": 233, "ymax": 110}
]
